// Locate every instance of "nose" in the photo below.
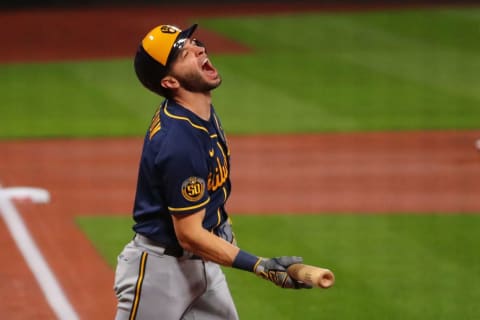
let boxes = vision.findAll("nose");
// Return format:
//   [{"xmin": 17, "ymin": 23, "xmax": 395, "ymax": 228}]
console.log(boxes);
[{"xmin": 195, "ymin": 45, "xmax": 206, "ymax": 56}]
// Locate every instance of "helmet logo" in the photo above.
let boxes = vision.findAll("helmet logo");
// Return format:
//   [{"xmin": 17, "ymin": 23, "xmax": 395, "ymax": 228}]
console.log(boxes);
[{"xmin": 160, "ymin": 25, "xmax": 180, "ymax": 34}]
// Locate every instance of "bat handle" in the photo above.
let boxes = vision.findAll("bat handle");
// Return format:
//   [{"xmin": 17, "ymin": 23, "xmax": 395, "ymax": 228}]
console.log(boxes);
[{"xmin": 287, "ymin": 263, "xmax": 335, "ymax": 288}]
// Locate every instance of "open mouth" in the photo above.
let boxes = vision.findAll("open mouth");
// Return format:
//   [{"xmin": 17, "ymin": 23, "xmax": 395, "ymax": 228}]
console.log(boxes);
[{"xmin": 202, "ymin": 58, "xmax": 218, "ymax": 77}]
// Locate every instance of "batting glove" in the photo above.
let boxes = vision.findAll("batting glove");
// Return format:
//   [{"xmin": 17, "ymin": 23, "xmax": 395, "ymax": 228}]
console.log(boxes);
[{"xmin": 254, "ymin": 256, "xmax": 312, "ymax": 289}]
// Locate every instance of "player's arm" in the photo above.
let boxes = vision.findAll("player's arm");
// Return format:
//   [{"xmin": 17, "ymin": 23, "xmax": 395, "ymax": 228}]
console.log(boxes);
[
  {"xmin": 172, "ymin": 208, "xmax": 240, "ymax": 266},
  {"xmin": 172, "ymin": 209, "xmax": 311, "ymax": 289}
]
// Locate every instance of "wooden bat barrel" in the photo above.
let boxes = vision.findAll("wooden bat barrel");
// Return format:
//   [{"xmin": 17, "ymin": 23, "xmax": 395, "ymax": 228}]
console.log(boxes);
[{"xmin": 287, "ymin": 263, "xmax": 335, "ymax": 288}]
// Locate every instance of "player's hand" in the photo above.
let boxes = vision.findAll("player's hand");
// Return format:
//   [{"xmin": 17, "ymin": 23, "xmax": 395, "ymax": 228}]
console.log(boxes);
[{"xmin": 254, "ymin": 256, "xmax": 312, "ymax": 289}]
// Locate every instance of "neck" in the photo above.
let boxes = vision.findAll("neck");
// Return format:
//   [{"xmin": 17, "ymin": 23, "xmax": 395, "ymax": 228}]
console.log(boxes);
[{"xmin": 173, "ymin": 90, "xmax": 212, "ymax": 121}]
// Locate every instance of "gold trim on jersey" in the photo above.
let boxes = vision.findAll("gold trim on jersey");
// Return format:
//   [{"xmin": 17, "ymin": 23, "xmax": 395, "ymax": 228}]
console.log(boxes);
[
  {"xmin": 163, "ymin": 103, "xmax": 209, "ymax": 134},
  {"xmin": 149, "ymin": 108, "xmax": 161, "ymax": 140},
  {"xmin": 222, "ymin": 187, "xmax": 228, "ymax": 202},
  {"xmin": 212, "ymin": 113, "xmax": 230, "ymax": 154},
  {"xmin": 214, "ymin": 208, "xmax": 222, "ymax": 229},
  {"xmin": 168, "ymin": 198, "xmax": 210, "ymax": 212},
  {"xmin": 217, "ymin": 142, "xmax": 227, "ymax": 159},
  {"xmin": 129, "ymin": 252, "xmax": 148, "ymax": 320}
]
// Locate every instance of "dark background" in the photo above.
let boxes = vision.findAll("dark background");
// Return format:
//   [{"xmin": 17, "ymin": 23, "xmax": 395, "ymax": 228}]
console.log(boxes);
[{"xmin": 2, "ymin": 0, "xmax": 478, "ymax": 10}]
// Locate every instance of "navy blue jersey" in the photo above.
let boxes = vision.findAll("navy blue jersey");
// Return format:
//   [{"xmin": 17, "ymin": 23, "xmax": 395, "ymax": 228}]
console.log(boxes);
[{"xmin": 132, "ymin": 99, "xmax": 231, "ymax": 246}]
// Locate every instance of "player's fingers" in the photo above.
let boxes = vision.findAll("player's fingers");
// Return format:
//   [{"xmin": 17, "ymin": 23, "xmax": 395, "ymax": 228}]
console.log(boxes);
[
  {"xmin": 275, "ymin": 256, "xmax": 303, "ymax": 267},
  {"xmin": 295, "ymin": 281, "xmax": 313, "ymax": 289},
  {"xmin": 281, "ymin": 274, "xmax": 311, "ymax": 289}
]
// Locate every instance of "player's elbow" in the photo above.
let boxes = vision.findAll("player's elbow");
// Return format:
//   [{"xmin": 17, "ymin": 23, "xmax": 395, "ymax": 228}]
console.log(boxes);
[
  {"xmin": 176, "ymin": 232, "xmax": 200, "ymax": 253},
  {"xmin": 174, "ymin": 222, "xmax": 202, "ymax": 252}
]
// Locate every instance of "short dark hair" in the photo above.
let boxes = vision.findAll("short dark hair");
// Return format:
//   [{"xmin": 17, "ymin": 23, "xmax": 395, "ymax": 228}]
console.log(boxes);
[{"xmin": 134, "ymin": 45, "xmax": 168, "ymax": 97}]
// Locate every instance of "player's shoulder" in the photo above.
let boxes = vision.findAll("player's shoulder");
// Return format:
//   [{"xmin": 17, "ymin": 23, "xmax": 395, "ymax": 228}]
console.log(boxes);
[{"xmin": 148, "ymin": 100, "xmax": 210, "ymax": 156}]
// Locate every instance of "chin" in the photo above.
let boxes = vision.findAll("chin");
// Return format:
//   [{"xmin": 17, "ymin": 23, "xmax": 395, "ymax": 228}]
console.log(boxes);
[
  {"xmin": 213, "ymin": 77, "xmax": 222, "ymax": 88},
  {"xmin": 207, "ymin": 76, "xmax": 222, "ymax": 90}
]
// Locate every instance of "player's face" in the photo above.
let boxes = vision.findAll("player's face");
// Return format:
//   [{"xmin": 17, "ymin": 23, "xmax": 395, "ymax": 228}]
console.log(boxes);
[{"xmin": 169, "ymin": 38, "xmax": 222, "ymax": 92}]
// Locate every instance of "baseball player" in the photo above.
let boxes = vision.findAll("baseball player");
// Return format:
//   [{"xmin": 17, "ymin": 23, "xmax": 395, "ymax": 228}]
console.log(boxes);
[{"xmin": 113, "ymin": 23, "xmax": 311, "ymax": 320}]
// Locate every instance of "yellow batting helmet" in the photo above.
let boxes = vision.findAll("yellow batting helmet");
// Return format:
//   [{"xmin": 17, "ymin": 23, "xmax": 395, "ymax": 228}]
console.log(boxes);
[{"xmin": 134, "ymin": 24, "xmax": 198, "ymax": 96}]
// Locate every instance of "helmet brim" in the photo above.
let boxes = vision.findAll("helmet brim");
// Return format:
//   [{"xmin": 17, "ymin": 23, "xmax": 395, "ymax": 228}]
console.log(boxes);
[{"xmin": 168, "ymin": 24, "xmax": 198, "ymax": 65}]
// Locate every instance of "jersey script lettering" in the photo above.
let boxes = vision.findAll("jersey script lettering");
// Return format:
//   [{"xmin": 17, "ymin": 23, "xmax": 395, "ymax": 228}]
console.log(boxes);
[
  {"xmin": 208, "ymin": 156, "xmax": 228, "ymax": 192},
  {"xmin": 149, "ymin": 109, "xmax": 161, "ymax": 140}
]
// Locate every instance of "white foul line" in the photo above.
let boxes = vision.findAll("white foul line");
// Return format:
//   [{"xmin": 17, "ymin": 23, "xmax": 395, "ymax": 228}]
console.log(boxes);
[{"xmin": 0, "ymin": 186, "xmax": 80, "ymax": 320}]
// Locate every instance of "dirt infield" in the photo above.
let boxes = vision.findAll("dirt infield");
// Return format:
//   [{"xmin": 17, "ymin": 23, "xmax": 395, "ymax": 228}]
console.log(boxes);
[
  {"xmin": 1, "ymin": 4, "xmax": 480, "ymax": 319},
  {"xmin": 2, "ymin": 132, "xmax": 480, "ymax": 319}
]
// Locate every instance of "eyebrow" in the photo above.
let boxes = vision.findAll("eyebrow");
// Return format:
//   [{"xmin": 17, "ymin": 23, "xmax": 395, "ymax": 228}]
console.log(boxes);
[{"xmin": 180, "ymin": 39, "xmax": 196, "ymax": 57}]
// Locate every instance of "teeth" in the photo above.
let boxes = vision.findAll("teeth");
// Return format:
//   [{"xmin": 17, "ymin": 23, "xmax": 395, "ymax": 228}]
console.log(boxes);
[{"xmin": 202, "ymin": 59, "xmax": 209, "ymax": 66}]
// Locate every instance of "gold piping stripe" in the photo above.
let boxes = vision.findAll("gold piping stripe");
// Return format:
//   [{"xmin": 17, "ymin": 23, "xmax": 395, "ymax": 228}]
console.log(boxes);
[
  {"xmin": 129, "ymin": 252, "xmax": 148, "ymax": 320},
  {"xmin": 213, "ymin": 113, "xmax": 221, "ymax": 131},
  {"xmin": 222, "ymin": 187, "xmax": 227, "ymax": 202},
  {"xmin": 214, "ymin": 208, "xmax": 222, "ymax": 229},
  {"xmin": 210, "ymin": 134, "xmax": 218, "ymax": 138},
  {"xmin": 212, "ymin": 113, "xmax": 230, "ymax": 156},
  {"xmin": 168, "ymin": 198, "xmax": 210, "ymax": 212},
  {"xmin": 164, "ymin": 105, "xmax": 209, "ymax": 133},
  {"xmin": 253, "ymin": 258, "xmax": 262, "ymax": 273},
  {"xmin": 149, "ymin": 109, "xmax": 161, "ymax": 140},
  {"xmin": 216, "ymin": 142, "xmax": 227, "ymax": 160}
]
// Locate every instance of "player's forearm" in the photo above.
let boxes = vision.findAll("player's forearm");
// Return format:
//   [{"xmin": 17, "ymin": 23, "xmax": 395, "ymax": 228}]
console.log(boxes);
[
  {"xmin": 179, "ymin": 228, "xmax": 262, "ymax": 274},
  {"xmin": 173, "ymin": 209, "xmax": 261, "ymax": 269},
  {"xmin": 179, "ymin": 229, "xmax": 240, "ymax": 266},
  {"xmin": 172, "ymin": 209, "xmax": 241, "ymax": 266}
]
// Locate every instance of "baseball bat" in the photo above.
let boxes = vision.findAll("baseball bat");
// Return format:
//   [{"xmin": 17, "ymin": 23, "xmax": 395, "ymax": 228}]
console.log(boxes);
[{"xmin": 287, "ymin": 263, "xmax": 335, "ymax": 288}]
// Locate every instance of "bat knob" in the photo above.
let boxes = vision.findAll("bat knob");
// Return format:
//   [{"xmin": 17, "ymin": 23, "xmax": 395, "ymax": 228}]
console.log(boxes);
[{"xmin": 319, "ymin": 270, "xmax": 335, "ymax": 288}]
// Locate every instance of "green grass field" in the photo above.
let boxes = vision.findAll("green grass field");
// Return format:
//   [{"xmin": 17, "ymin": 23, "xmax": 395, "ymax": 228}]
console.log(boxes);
[
  {"xmin": 1, "ymin": 7, "xmax": 479, "ymax": 137},
  {"xmin": 77, "ymin": 214, "xmax": 480, "ymax": 320},
  {"xmin": 3, "ymin": 6, "xmax": 479, "ymax": 319}
]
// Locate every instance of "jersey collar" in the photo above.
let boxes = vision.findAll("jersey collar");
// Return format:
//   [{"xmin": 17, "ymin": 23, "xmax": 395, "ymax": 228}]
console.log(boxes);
[{"xmin": 163, "ymin": 99, "xmax": 215, "ymax": 134}]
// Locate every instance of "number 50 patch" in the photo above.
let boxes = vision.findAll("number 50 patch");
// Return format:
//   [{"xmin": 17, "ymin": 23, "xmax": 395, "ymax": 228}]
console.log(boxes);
[{"xmin": 181, "ymin": 177, "xmax": 206, "ymax": 202}]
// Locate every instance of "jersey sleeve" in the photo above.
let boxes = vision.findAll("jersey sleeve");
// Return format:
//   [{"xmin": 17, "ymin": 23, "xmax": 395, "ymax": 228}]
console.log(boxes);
[{"xmin": 155, "ymin": 131, "xmax": 210, "ymax": 215}]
